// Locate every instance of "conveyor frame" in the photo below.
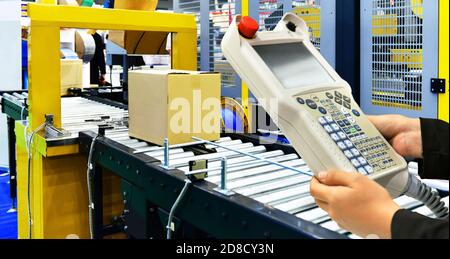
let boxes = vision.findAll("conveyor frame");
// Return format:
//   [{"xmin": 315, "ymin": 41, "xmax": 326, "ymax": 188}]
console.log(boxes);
[{"xmin": 79, "ymin": 131, "xmax": 346, "ymax": 239}]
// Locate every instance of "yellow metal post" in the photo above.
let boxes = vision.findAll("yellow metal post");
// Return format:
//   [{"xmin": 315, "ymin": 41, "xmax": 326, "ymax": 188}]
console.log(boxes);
[
  {"xmin": 439, "ymin": 0, "xmax": 449, "ymax": 122},
  {"xmin": 28, "ymin": 25, "xmax": 62, "ymax": 129},
  {"xmin": 241, "ymin": 0, "xmax": 250, "ymax": 119},
  {"xmin": 172, "ymin": 32, "xmax": 198, "ymax": 70}
]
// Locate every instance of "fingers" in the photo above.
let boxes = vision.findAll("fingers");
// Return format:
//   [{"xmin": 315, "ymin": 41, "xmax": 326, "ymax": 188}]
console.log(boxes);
[
  {"xmin": 314, "ymin": 199, "xmax": 329, "ymax": 211},
  {"xmin": 369, "ymin": 115, "xmax": 395, "ymax": 139},
  {"xmin": 310, "ymin": 177, "xmax": 334, "ymax": 202},
  {"xmin": 316, "ymin": 170, "xmax": 360, "ymax": 187}
]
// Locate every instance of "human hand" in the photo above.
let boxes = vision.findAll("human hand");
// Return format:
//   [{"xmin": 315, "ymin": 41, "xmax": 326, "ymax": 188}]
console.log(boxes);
[
  {"xmin": 369, "ymin": 115, "xmax": 422, "ymax": 158},
  {"xmin": 310, "ymin": 170, "xmax": 400, "ymax": 239}
]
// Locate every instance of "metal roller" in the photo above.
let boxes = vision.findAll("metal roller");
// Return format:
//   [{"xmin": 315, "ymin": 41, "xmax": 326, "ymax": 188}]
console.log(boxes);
[
  {"xmin": 117, "ymin": 139, "xmax": 140, "ymax": 145},
  {"xmin": 204, "ymin": 139, "xmax": 242, "ymax": 149},
  {"xmin": 296, "ymin": 207, "xmax": 329, "ymax": 224},
  {"xmin": 206, "ymin": 154, "xmax": 299, "ymax": 177},
  {"xmin": 178, "ymin": 150, "xmax": 285, "ymax": 173},
  {"xmin": 213, "ymin": 142, "xmax": 253, "ymax": 153},
  {"xmin": 154, "ymin": 151, "xmax": 195, "ymax": 161},
  {"xmin": 125, "ymin": 142, "xmax": 149, "ymax": 149},
  {"xmin": 207, "ymin": 158, "xmax": 305, "ymax": 184},
  {"xmin": 169, "ymin": 146, "xmax": 267, "ymax": 168},
  {"xmin": 254, "ymin": 184, "xmax": 311, "ymax": 205},
  {"xmin": 145, "ymin": 148, "xmax": 185, "ymax": 158},
  {"xmin": 236, "ymin": 174, "xmax": 310, "ymax": 197},
  {"xmin": 225, "ymin": 166, "xmax": 309, "ymax": 190},
  {"xmin": 273, "ymin": 195, "xmax": 316, "ymax": 214}
]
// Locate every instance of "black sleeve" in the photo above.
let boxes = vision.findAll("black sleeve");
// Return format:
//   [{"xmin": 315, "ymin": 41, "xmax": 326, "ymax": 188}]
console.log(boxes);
[
  {"xmin": 417, "ymin": 118, "xmax": 449, "ymax": 180},
  {"xmin": 391, "ymin": 209, "xmax": 449, "ymax": 239}
]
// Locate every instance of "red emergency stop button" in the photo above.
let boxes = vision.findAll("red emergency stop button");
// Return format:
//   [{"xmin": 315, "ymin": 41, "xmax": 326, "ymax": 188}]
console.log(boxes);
[{"xmin": 238, "ymin": 16, "xmax": 259, "ymax": 39}]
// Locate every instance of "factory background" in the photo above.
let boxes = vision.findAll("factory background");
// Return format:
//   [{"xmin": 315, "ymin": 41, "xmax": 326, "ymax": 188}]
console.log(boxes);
[{"xmin": 0, "ymin": 0, "xmax": 448, "ymax": 240}]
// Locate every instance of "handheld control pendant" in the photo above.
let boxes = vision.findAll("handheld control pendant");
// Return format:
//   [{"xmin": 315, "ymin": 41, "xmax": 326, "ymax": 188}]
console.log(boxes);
[{"xmin": 221, "ymin": 14, "xmax": 412, "ymax": 198}]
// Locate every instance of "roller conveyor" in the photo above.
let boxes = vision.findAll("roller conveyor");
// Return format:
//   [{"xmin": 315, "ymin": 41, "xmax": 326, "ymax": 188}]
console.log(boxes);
[
  {"xmin": 79, "ymin": 126, "xmax": 447, "ymax": 239},
  {"xmin": 4, "ymin": 94, "xmax": 445, "ymax": 238}
]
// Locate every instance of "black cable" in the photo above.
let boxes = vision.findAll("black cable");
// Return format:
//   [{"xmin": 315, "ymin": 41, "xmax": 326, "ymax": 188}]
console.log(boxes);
[{"xmin": 26, "ymin": 123, "xmax": 46, "ymax": 239}]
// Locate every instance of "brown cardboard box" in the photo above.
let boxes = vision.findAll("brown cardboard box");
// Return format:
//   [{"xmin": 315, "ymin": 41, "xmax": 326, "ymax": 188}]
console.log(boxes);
[
  {"xmin": 108, "ymin": 0, "xmax": 164, "ymax": 55},
  {"xmin": 129, "ymin": 70, "xmax": 221, "ymax": 145},
  {"xmin": 61, "ymin": 59, "xmax": 83, "ymax": 96},
  {"xmin": 114, "ymin": 0, "xmax": 158, "ymax": 11},
  {"xmin": 108, "ymin": 30, "xmax": 169, "ymax": 55}
]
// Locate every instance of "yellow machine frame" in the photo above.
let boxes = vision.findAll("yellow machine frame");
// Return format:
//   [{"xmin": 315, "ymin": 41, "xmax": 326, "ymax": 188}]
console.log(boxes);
[
  {"xmin": 16, "ymin": 3, "xmax": 197, "ymax": 238},
  {"xmin": 438, "ymin": 0, "xmax": 449, "ymax": 122},
  {"xmin": 241, "ymin": 0, "xmax": 250, "ymax": 119}
]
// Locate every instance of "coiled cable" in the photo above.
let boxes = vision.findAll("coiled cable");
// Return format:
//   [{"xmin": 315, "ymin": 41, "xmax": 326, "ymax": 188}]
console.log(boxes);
[{"xmin": 406, "ymin": 175, "xmax": 449, "ymax": 219}]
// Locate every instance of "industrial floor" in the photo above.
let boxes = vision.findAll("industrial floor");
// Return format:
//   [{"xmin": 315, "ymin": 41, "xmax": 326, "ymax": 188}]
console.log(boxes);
[{"xmin": 0, "ymin": 168, "xmax": 17, "ymax": 239}]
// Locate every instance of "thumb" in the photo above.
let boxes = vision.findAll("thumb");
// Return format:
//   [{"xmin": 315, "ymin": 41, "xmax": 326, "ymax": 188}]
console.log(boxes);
[{"xmin": 317, "ymin": 170, "xmax": 360, "ymax": 187}]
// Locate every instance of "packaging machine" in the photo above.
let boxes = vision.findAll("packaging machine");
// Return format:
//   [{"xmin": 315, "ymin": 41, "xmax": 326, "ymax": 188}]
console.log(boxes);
[{"xmin": 13, "ymin": 3, "xmax": 198, "ymax": 238}]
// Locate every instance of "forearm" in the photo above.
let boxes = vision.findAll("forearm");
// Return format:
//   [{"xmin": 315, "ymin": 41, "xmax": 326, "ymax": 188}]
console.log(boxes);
[
  {"xmin": 418, "ymin": 119, "xmax": 449, "ymax": 180},
  {"xmin": 391, "ymin": 209, "xmax": 449, "ymax": 239}
]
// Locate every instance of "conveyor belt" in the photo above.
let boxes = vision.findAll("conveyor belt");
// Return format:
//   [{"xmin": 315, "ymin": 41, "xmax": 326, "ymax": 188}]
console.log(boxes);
[
  {"xmin": 1, "ymin": 94, "xmax": 129, "ymax": 138},
  {"xmin": 3, "ymin": 95, "xmax": 447, "ymax": 238},
  {"xmin": 60, "ymin": 97, "xmax": 129, "ymax": 138},
  {"xmin": 95, "ymin": 127, "xmax": 448, "ymax": 239}
]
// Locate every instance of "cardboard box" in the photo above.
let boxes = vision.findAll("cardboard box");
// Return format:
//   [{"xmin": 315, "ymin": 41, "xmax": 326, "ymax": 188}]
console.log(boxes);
[
  {"xmin": 114, "ymin": 0, "xmax": 158, "ymax": 11},
  {"xmin": 61, "ymin": 59, "xmax": 83, "ymax": 96},
  {"xmin": 108, "ymin": 0, "xmax": 164, "ymax": 55},
  {"xmin": 129, "ymin": 70, "xmax": 221, "ymax": 145},
  {"xmin": 108, "ymin": 30, "xmax": 169, "ymax": 55}
]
